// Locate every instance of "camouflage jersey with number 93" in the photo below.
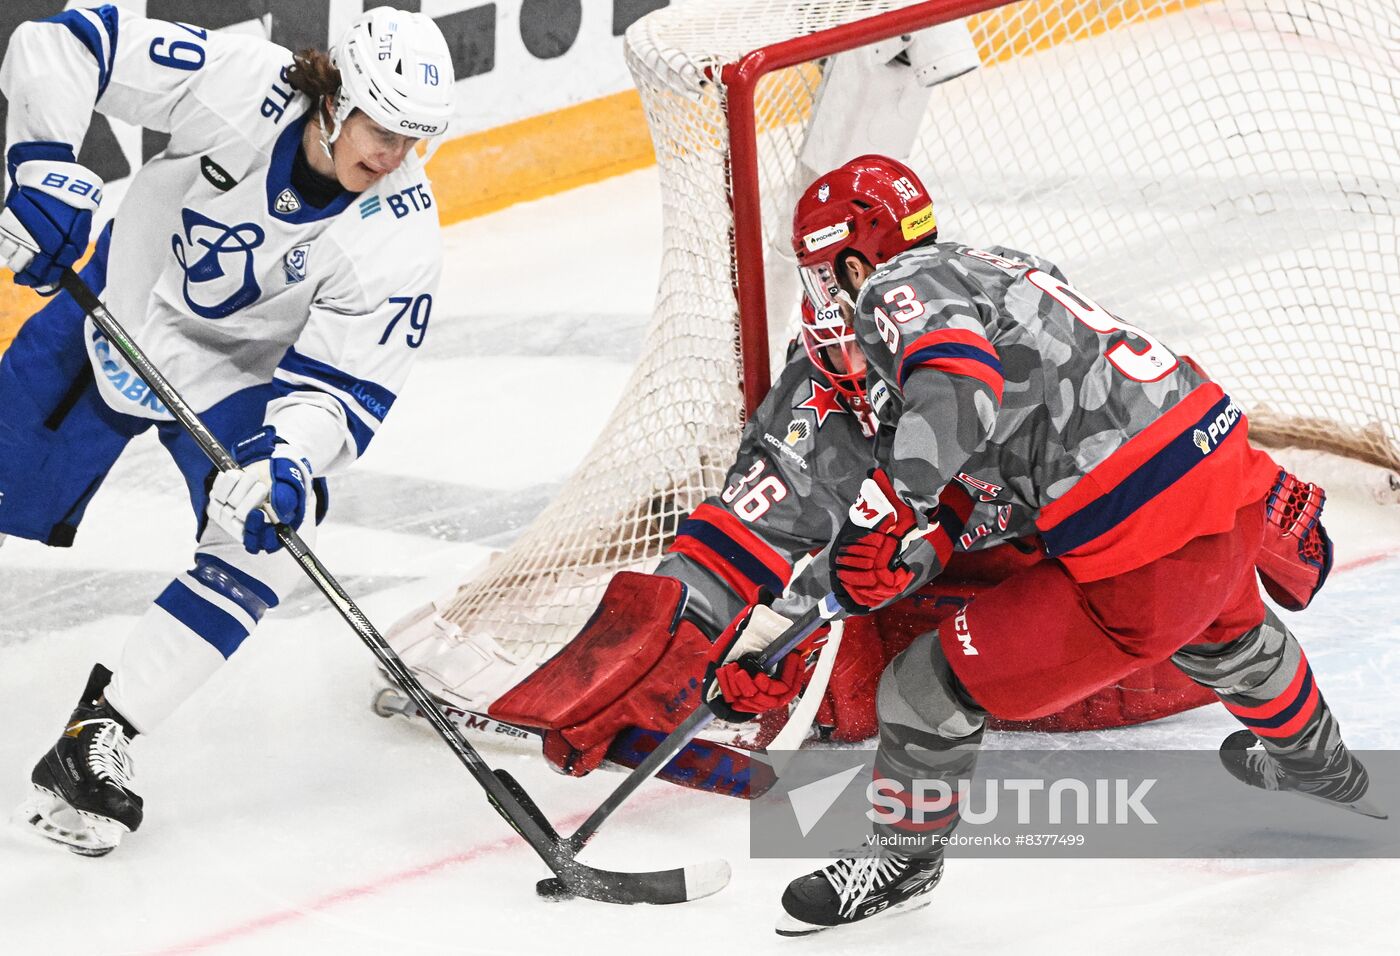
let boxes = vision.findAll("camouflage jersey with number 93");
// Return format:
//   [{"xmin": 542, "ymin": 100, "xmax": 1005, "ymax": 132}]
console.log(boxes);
[{"xmin": 852, "ymin": 241, "xmax": 1279, "ymax": 585}]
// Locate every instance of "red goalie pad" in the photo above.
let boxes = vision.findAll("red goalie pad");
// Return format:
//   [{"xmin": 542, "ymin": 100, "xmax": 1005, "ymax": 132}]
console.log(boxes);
[{"xmin": 489, "ymin": 571, "xmax": 714, "ymax": 775}]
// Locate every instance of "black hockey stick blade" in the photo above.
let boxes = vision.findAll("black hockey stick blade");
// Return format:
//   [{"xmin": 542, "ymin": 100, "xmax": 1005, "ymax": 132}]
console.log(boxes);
[
  {"xmin": 494, "ymin": 768, "xmax": 730, "ymax": 904},
  {"xmin": 539, "ymin": 858, "xmax": 732, "ymax": 904}
]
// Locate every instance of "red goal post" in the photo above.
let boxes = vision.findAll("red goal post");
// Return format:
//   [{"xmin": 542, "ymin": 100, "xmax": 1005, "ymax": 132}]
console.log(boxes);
[{"xmin": 727, "ymin": 0, "xmax": 1020, "ymax": 415}]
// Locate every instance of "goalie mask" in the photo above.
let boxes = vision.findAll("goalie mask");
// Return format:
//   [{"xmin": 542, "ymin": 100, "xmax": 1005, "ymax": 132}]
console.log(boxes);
[
  {"xmin": 798, "ymin": 296, "xmax": 867, "ymax": 406},
  {"xmin": 327, "ymin": 6, "xmax": 455, "ymax": 144}
]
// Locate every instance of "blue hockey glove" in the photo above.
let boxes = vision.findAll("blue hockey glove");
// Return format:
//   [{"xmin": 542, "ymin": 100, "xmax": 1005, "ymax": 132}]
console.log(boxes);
[
  {"xmin": 207, "ymin": 427, "xmax": 313, "ymax": 554},
  {"xmin": 0, "ymin": 142, "xmax": 103, "ymax": 293}
]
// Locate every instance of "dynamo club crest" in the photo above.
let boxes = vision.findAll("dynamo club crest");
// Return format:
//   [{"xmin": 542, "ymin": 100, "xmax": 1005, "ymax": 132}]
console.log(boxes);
[{"xmin": 171, "ymin": 207, "xmax": 266, "ymax": 319}]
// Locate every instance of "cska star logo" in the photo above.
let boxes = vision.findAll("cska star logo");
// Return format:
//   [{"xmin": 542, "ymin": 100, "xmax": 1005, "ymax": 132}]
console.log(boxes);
[{"xmin": 795, "ymin": 379, "xmax": 847, "ymax": 429}]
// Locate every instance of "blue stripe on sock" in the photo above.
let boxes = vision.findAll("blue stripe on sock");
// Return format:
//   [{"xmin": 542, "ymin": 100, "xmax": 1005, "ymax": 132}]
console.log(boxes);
[{"xmin": 154, "ymin": 579, "xmax": 250, "ymax": 659}]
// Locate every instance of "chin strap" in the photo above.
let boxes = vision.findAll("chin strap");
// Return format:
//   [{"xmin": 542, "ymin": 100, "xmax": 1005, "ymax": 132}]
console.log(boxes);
[{"xmin": 317, "ymin": 96, "xmax": 342, "ymax": 158}]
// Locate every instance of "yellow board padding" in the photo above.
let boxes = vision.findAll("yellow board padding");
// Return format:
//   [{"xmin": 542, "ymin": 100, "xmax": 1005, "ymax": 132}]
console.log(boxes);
[
  {"xmin": 0, "ymin": 281, "xmax": 41, "ymax": 352},
  {"xmin": 970, "ymin": 0, "xmax": 1209, "ymax": 64},
  {"xmin": 0, "ymin": 244, "xmax": 98, "ymax": 353},
  {"xmin": 0, "ymin": 0, "xmax": 1210, "ymax": 352},
  {"xmin": 425, "ymin": 89, "xmax": 657, "ymax": 225}
]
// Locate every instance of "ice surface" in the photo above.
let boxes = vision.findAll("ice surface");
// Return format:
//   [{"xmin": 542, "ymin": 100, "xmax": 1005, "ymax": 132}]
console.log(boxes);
[{"xmin": 2, "ymin": 57, "xmax": 1398, "ymax": 956}]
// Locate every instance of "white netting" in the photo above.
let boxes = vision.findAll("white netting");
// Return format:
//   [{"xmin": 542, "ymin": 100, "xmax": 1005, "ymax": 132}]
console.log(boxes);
[{"xmin": 423, "ymin": 0, "xmax": 1398, "ymax": 672}]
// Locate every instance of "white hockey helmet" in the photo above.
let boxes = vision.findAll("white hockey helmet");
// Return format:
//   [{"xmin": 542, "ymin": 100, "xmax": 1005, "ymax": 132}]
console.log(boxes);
[{"xmin": 328, "ymin": 6, "xmax": 455, "ymax": 141}]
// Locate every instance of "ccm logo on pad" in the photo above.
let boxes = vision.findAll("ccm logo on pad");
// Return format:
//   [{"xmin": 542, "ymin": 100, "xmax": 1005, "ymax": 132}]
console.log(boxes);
[{"xmin": 953, "ymin": 610, "xmax": 977, "ymax": 656}]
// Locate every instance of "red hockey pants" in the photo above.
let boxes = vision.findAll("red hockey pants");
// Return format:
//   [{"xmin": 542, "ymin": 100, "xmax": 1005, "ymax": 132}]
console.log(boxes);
[{"xmin": 942, "ymin": 499, "xmax": 1268, "ymax": 720}]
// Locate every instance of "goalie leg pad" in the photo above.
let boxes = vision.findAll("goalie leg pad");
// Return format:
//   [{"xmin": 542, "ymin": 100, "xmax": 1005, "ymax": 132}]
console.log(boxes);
[
  {"xmin": 1255, "ymin": 470, "xmax": 1333, "ymax": 611},
  {"xmin": 490, "ymin": 572, "xmax": 714, "ymax": 776}
]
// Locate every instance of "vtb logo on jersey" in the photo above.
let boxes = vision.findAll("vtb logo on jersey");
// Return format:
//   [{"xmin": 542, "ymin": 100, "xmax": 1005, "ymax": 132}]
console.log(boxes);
[{"xmin": 172, "ymin": 208, "xmax": 266, "ymax": 319}]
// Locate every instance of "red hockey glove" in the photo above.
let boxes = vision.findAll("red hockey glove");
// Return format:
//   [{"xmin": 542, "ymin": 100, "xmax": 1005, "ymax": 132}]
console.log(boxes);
[
  {"xmin": 830, "ymin": 468, "xmax": 924, "ymax": 613},
  {"xmin": 1256, "ymin": 469, "xmax": 1333, "ymax": 611},
  {"xmin": 704, "ymin": 603, "xmax": 827, "ymax": 723}
]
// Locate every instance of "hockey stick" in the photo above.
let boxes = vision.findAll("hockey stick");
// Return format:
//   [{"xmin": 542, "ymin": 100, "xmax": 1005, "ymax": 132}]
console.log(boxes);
[
  {"xmin": 59, "ymin": 269, "xmax": 728, "ymax": 905},
  {"xmin": 560, "ymin": 593, "xmax": 846, "ymax": 857},
  {"xmin": 763, "ymin": 618, "xmax": 844, "ymax": 759},
  {"xmin": 371, "ymin": 686, "xmax": 756, "ymax": 798}
]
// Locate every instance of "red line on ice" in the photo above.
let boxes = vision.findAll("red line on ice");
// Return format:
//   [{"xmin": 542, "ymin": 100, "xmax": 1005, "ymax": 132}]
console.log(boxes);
[
  {"xmin": 149, "ymin": 789, "xmax": 674, "ymax": 954},
  {"xmin": 1333, "ymin": 546, "xmax": 1400, "ymax": 574}
]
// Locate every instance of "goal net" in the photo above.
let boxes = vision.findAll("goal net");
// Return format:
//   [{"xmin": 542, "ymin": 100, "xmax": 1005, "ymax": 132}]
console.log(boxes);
[{"xmin": 396, "ymin": 0, "xmax": 1397, "ymax": 703}]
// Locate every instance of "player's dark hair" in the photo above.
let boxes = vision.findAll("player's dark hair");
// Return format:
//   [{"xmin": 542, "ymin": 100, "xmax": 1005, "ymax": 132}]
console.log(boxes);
[{"xmin": 287, "ymin": 48, "xmax": 341, "ymax": 99}]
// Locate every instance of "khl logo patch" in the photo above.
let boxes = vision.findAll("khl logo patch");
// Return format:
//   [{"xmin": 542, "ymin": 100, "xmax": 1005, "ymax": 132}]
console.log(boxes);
[
  {"xmin": 171, "ymin": 208, "xmax": 265, "ymax": 319},
  {"xmin": 274, "ymin": 187, "xmax": 302, "ymax": 214}
]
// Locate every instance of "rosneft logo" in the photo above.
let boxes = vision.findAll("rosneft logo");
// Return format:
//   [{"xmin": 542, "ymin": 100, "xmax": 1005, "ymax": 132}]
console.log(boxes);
[
  {"xmin": 900, "ymin": 204, "xmax": 936, "ymax": 241},
  {"xmin": 803, "ymin": 221, "xmax": 850, "ymax": 252}
]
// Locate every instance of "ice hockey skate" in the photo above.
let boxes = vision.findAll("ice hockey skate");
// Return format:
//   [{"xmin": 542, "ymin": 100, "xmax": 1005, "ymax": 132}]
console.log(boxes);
[
  {"xmin": 1219, "ymin": 729, "xmax": 1387, "ymax": 820},
  {"xmin": 17, "ymin": 665, "xmax": 144, "ymax": 857},
  {"xmin": 775, "ymin": 851, "xmax": 943, "ymax": 936}
]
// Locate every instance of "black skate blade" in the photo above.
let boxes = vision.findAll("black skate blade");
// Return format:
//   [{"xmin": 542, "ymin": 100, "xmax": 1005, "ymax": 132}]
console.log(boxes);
[
  {"xmin": 1297, "ymin": 789, "xmax": 1389, "ymax": 820},
  {"xmin": 774, "ymin": 895, "xmax": 932, "ymax": 936},
  {"xmin": 775, "ymin": 915, "xmax": 829, "ymax": 937}
]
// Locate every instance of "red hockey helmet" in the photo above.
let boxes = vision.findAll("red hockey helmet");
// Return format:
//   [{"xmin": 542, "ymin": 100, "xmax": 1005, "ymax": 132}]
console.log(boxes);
[
  {"xmin": 792, "ymin": 154, "xmax": 937, "ymax": 291},
  {"xmin": 791, "ymin": 155, "xmax": 937, "ymax": 403}
]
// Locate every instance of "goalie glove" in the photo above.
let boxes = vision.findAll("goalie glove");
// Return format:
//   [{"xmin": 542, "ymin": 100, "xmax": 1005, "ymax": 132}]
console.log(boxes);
[
  {"xmin": 703, "ymin": 602, "xmax": 828, "ymax": 723},
  {"xmin": 0, "ymin": 143, "xmax": 102, "ymax": 293},
  {"xmin": 1256, "ymin": 469, "xmax": 1333, "ymax": 611},
  {"xmin": 207, "ymin": 427, "xmax": 313, "ymax": 554}
]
